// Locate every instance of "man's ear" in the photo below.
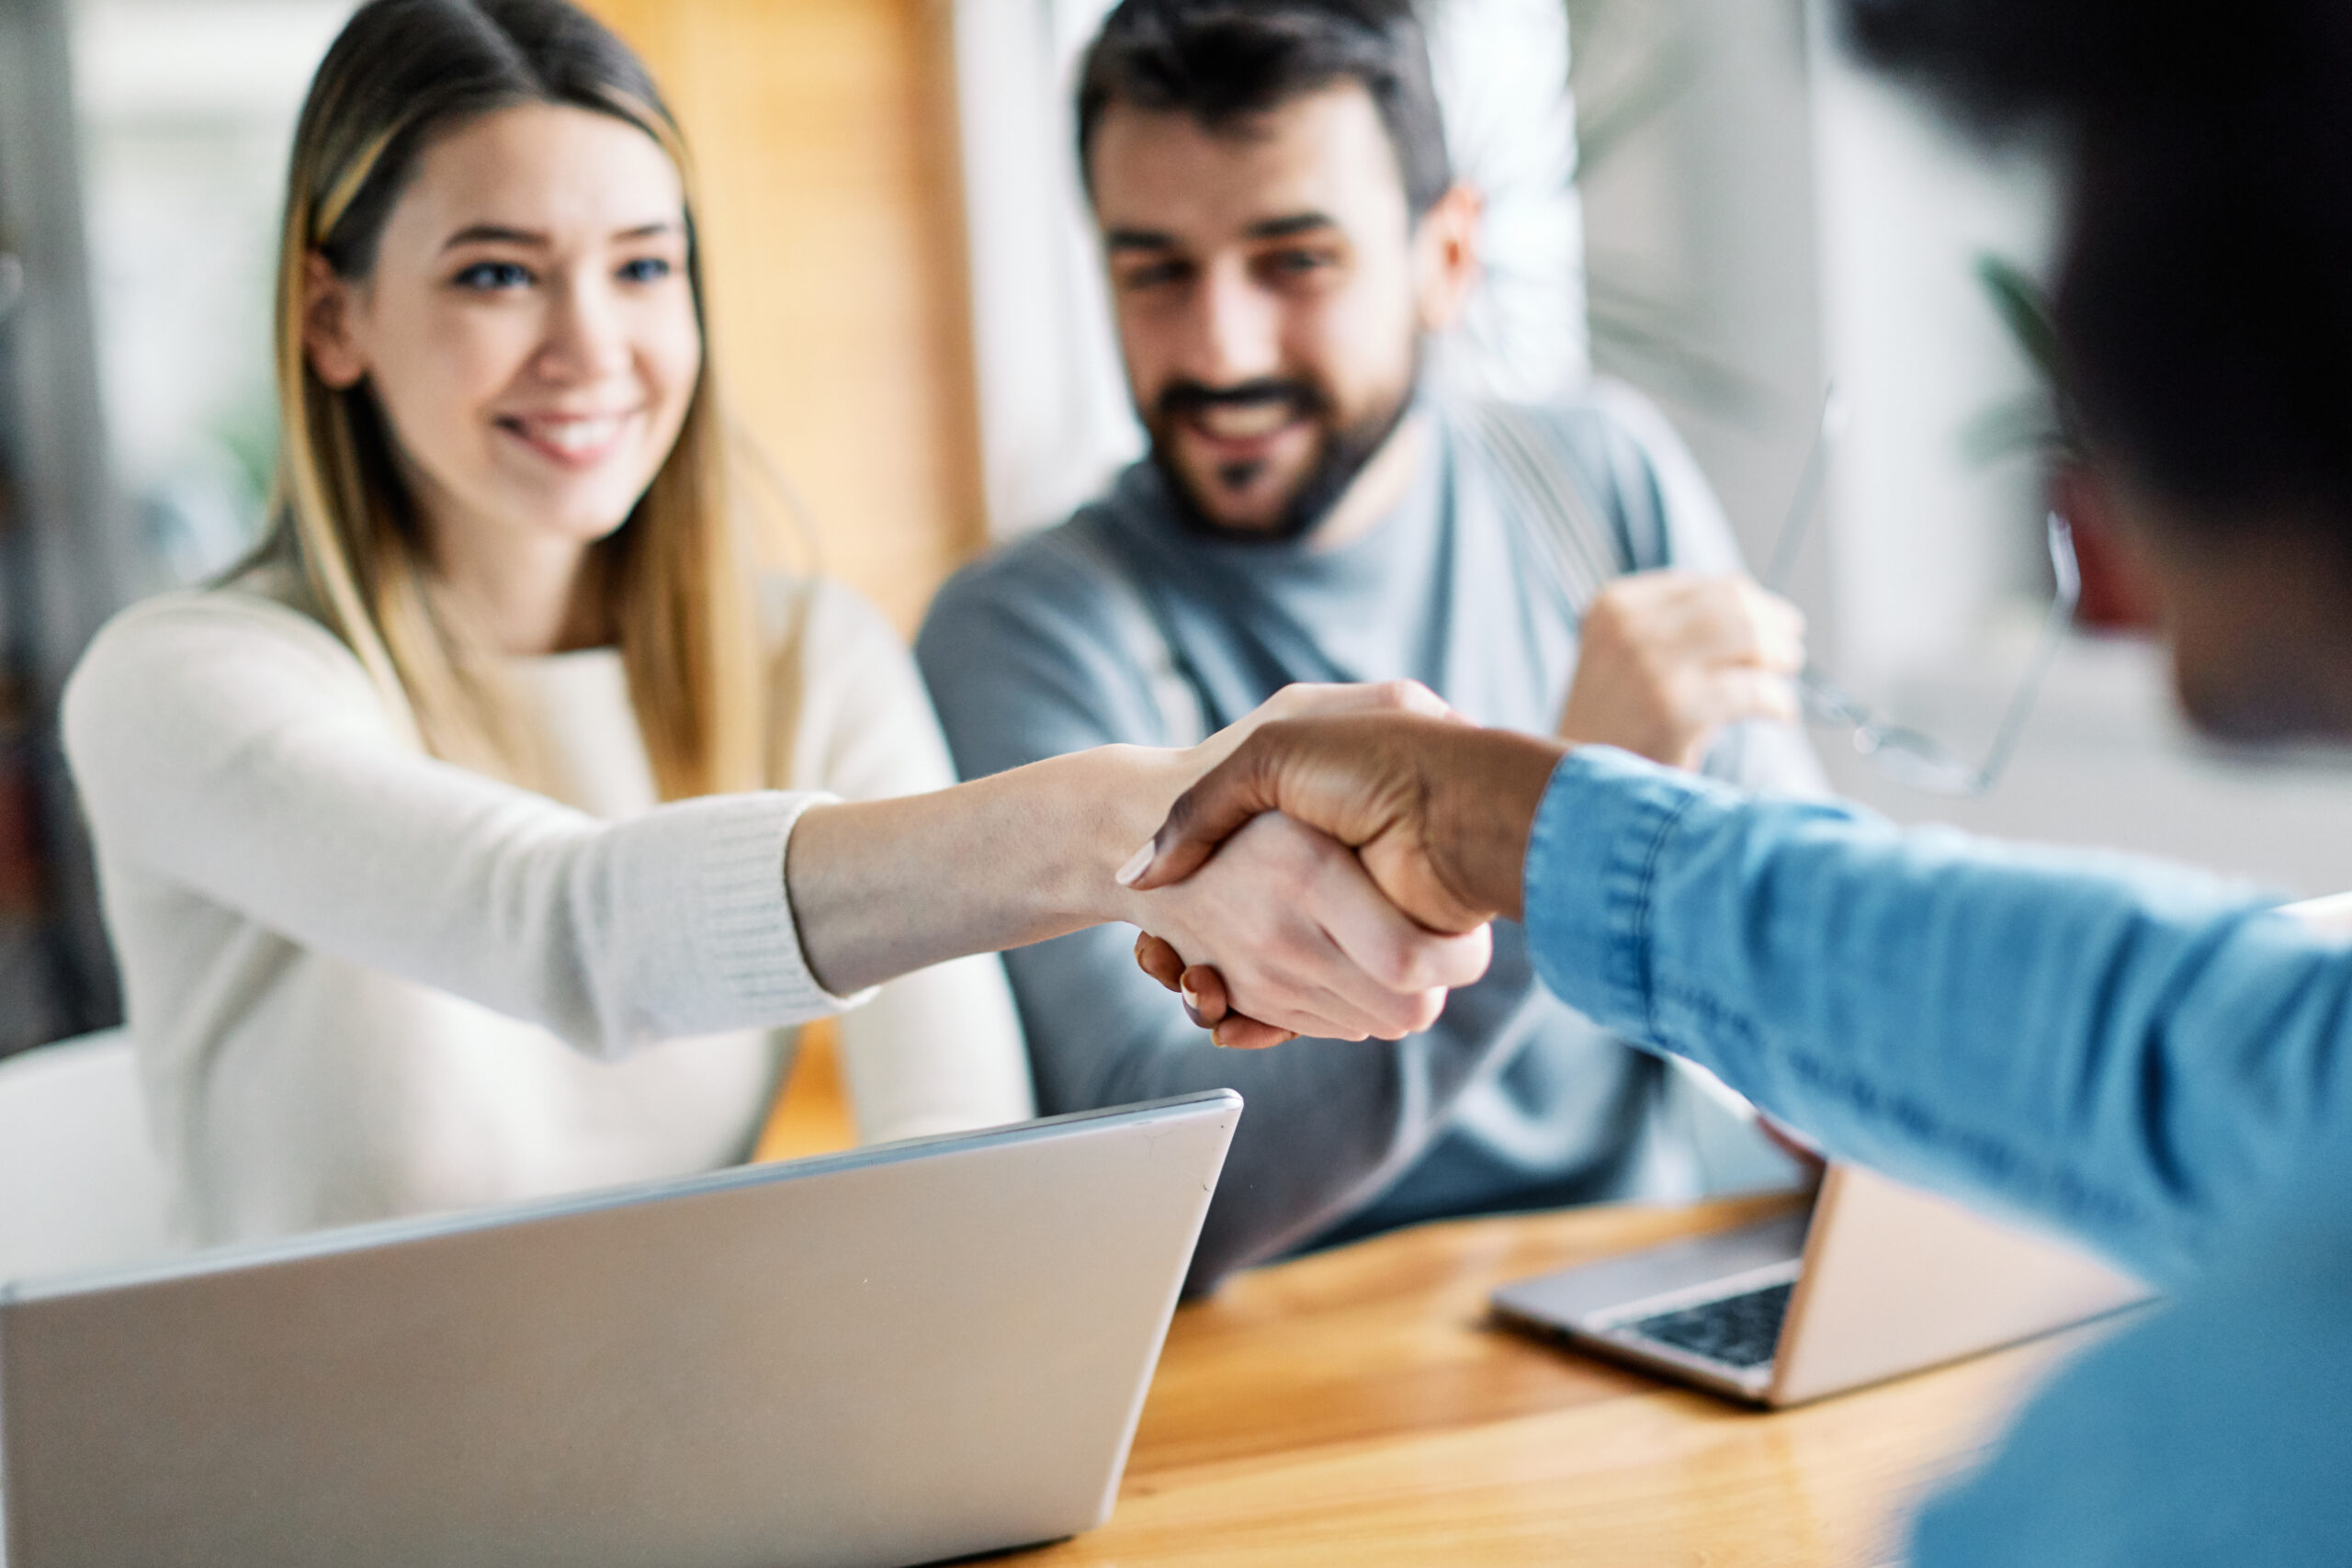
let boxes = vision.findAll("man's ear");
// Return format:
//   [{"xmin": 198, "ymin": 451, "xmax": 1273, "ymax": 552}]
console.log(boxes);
[
  {"xmin": 1411, "ymin": 183, "xmax": 1484, "ymax": 334},
  {"xmin": 301, "ymin": 251, "xmax": 369, "ymax": 389}
]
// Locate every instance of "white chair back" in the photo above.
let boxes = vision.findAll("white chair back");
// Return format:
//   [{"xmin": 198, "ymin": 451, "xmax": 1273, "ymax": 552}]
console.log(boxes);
[{"xmin": 0, "ymin": 1030, "xmax": 174, "ymax": 1284}]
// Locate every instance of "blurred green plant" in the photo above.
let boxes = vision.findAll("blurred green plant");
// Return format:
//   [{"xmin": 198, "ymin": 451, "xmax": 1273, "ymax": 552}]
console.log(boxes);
[
  {"xmin": 209, "ymin": 393, "xmax": 279, "ymax": 514},
  {"xmin": 1958, "ymin": 253, "xmax": 2069, "ymax": 465}
]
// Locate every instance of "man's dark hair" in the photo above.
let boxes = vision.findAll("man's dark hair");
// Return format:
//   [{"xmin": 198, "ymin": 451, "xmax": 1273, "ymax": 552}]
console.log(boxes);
[
  {"xmin": 1076, "ymin": 0, "xmax": 1453, "ymax": 219},
  {"xmin": 1841, "ymin": 0, "xmax": 2352, "ymax": 534}
]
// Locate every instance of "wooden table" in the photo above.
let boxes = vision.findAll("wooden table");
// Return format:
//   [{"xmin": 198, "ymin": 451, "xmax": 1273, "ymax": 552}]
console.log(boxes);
[{"xmin": 1018, "ymin": 1194, "xmax": 2094, "ymax": 1568}]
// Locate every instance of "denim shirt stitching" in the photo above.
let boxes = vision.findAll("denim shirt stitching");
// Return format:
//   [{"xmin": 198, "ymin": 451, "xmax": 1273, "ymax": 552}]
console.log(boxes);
[{"xmin": 1618, "ymin": 785, "xmax": 1702, "ymax": 1041}]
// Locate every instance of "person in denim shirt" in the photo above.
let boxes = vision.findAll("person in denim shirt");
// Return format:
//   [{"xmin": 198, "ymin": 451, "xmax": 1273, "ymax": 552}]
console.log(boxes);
[{"xmin": 1120, "ymin": 0, "xmax": 2352, "ymax": 1561}]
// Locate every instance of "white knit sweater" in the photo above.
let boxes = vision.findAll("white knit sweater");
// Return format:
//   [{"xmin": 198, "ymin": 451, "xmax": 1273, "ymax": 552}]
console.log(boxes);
[{"xmin": 62, "ymin": 573, "xmax": 1034, "ymax": 1247}]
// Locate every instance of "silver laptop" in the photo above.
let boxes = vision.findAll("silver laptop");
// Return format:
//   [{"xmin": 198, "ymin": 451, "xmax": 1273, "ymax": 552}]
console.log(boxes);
[
  {"xmin": 1492, "ymin": 1161, "xmax": 2152, "ymax": 1406},
  {"xmin": 0, "ymin": 1090, "xmax": 1240, "ymax": 1568}
]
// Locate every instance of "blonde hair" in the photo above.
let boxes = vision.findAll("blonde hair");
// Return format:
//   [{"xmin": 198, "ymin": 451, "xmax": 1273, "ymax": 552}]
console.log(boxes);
[{"xmin": 264, "ymin": 0, "xmax": 761, "ymax": 799}]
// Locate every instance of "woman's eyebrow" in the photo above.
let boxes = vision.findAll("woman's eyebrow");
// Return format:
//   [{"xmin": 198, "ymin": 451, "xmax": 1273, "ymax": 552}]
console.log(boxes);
[
  {"xmin": 439, "ymin": 219, "xmax": 679, "ymax": 252},
  {"xmin": 442, "ymin": 223, "xmax": 548, "ymax": 251}
]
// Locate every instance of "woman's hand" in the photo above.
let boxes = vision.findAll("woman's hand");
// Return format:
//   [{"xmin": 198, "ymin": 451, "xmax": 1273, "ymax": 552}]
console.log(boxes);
[
  {"xmin": 784, "ymin": 679, "xmax": 1494, "ymax": 1044},
  {"xmin": 1099, "ymin": 682, "xmax": 1491, "ymax": 1043},
  {"xmin": 1122, "ymin": 713, "xmax": 1570, "ymax": 1046},
  {"xmin": 1110, "ymin": 809, "xmax": 1492, "ymax": 1043}
]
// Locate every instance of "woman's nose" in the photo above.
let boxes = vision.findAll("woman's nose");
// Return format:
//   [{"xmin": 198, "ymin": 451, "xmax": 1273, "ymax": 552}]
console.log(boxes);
[{"xmin": 537, "ymin": 273, "xmax": 633, "ymax": 383}]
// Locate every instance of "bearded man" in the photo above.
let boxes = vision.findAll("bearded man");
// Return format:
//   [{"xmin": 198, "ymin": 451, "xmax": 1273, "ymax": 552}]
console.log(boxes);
[{"xmin": 918, "ymin": 0, "xmax": 1823, "ymax": 1292}]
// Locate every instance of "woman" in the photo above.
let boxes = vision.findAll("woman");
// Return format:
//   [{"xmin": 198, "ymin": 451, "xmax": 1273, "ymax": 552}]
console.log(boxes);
[{"xmin": 62, "ymin": 0, "xmax": 1486, "ymax": 1247}]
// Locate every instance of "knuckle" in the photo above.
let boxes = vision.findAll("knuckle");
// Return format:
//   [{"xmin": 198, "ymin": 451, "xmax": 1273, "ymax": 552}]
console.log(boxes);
[
  {"xmin": 1584, "ymin": 595, "xmax": 1629, "ymax": 638},
  {"xmin": 1370, "ymin": 934, "xmax": 1419, "ymax": 992}
]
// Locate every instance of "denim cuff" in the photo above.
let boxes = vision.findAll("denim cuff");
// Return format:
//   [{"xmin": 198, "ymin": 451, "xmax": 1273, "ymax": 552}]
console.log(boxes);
[{"xmin": 1521, "ymin": 745, "xmax": 1713, "ymax": 1043}]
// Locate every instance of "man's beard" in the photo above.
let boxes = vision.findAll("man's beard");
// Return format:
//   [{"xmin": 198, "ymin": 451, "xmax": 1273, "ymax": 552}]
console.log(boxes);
[{"xmin": 1145, "ymin": 368, "xmax": 1417, "ymax": 545}]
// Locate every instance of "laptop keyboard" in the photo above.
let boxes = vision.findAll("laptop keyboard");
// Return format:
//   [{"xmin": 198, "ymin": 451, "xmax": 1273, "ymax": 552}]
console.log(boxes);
[{"xmin": 1625, "ymin": 1281, "xmax": 1794, "ymax": 1370}]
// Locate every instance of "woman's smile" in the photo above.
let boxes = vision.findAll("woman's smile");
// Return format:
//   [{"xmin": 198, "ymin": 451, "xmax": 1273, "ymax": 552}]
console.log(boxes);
[{"xmin": 493, "ymin": 408, "xmax": 644, "ymax": 468}]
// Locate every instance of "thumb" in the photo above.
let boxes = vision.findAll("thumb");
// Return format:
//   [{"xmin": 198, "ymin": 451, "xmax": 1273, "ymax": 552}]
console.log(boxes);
[{"xmin": 1116, "ymin": 735, "xmax": 1284, "ymax": 893}]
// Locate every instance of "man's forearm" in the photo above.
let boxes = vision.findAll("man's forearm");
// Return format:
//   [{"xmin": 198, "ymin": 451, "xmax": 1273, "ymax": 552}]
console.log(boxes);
[{"xmin": 1521, "ymin": 745, "xmax": 2342, "ymax": 1284}]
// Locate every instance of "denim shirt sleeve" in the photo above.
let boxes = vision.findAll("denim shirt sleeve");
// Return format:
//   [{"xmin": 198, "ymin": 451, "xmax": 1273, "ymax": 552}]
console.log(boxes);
[{"xmin": 1521, "ymin": 745, "xmax": 2352, "ymax": 1284}]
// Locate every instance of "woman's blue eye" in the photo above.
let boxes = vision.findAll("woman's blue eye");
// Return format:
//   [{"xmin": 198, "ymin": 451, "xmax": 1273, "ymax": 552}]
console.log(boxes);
[
  {"xmin": 618, "ymin": 256, "xmax": 673, "ymax": 283},
  {"xmin": 1124, "ymin": 260, "xmax": 1193, "ymax": 290},
  {"xmin": 453, "ymin": 261, "xmax": 532, "ymax": 290}
]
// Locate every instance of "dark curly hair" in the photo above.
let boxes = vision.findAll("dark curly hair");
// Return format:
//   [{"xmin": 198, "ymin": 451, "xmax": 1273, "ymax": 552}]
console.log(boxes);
[{"xmin": 1841, "ymin": 0, "xmax": 2352, "ymax": 532}]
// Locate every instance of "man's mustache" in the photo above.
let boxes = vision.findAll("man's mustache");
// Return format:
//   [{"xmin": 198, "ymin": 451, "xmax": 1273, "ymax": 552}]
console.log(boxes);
[{"xmin": 1155, "ymin": 378, "xmax": 1331, "ymax": 425}]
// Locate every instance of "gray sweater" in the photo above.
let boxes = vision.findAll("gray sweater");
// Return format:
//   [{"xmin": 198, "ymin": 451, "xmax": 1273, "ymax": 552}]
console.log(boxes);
[{"xmin": 918, "ymin": 385, "xmax": 1821, "ymax": 1291}]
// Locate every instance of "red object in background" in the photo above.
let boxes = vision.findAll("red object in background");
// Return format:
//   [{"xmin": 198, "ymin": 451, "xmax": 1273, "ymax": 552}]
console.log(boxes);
[
  {"xmin": 0, "ymin": 757, "xmax": 40, "ymax": 915},
  {"xmin": 2053, "ymin": 464, "xmax": 2163, "ymax": 634}
]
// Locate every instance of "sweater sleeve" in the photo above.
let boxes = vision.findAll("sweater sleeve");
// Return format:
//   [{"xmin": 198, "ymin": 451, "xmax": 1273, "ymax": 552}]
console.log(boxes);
[
  {"xmin": 770, "ymin": 581, "xmax": 1035, "ymax": 1142},
  {"xmin": 63, "ymin": 592, "xmax": 857, "ymax": 1061}
]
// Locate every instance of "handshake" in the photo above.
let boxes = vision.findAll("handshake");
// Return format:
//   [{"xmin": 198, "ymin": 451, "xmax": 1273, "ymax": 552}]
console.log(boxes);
[
  {"xmin": 1112, "ymin": 682, "xmax": 1572, "ymax": 1051},
  {"xmin": 1098, "ymin": 572, "xmax": 1803, "ymax": 1048}
]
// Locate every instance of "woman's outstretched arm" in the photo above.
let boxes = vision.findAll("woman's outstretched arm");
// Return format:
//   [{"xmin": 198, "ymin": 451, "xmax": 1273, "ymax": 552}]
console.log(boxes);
[
  {"xmin": 786, "ymin": 683, "xmax": 1494, "ymax": 1040},
  {"xmin": 67, "ymin": 592, "xmax": 1485, "ymax": 1065}
]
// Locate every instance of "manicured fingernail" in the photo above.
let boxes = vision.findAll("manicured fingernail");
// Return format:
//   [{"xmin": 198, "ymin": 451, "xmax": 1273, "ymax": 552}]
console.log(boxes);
[
  {"xmin": 1180, "ymin": 981, "xmax": 1201, "ymax": 1012},
  {"xmin": 1114, "ymin": 839, "xmax": 1156, "ymax": 887},
  {"xmin": 1182, "ymin": 999, "xmax": 1206, "ymax": 1029}
]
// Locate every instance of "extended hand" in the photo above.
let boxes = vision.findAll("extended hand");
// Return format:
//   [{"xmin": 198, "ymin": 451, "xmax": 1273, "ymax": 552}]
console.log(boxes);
[
  {"xmin": 1121, "ymin": 714, "xmax": 1569, "ymax": 1046},
  {"xmin": 1118, "ymin": 809, "xmax": 1492, "ymax": 1043},
  {"xmin": 1106, "ymin": 684, "xmax": 1495, "ymax": 1044},
  {"xmin": 1561, "ymin": 572, "xmax": 1804, "ymax": 768}
]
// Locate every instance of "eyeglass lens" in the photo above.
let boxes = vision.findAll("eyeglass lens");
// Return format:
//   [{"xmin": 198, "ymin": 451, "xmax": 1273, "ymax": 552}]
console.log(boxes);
[{"xmin": 1767, "ymin": 389, "xmax": 2079, "ymax": 797}]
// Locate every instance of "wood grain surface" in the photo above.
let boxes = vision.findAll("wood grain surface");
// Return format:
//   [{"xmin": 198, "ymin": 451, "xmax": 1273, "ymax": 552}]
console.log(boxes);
[
  {"xmin": 1020, "ymin": 1195, "xmax": 2092, "ymax": 1567},
  {"xmin": 582, "ymin": 0, "xmax": 986, "ymax": 635}
]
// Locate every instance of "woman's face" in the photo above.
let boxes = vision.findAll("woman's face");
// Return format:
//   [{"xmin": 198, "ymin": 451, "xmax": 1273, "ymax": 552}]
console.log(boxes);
[{"xmin": 304, "ymin": 102, "xmax": 700, "ymax": 570}]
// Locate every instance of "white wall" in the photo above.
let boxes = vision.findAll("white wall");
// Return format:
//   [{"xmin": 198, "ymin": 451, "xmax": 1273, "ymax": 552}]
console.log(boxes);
[
  {"xmin": 950, "ymin": 0, "xmax": 1139, "ymax": 540},
  {"xmin": 70, "ymin": 0, "xmax": 357, "ymax": 583},
  {"xmin": 1806, "ymin": 22, "xmax": 2056, "ymax": 686},
  {"xmin": 1576, "ymin": 0, "xmax": 2352, "ymax": 895},
  {"xmin": 1568, "ymin": 0, "xmax": 1832, "ymax": 649}
]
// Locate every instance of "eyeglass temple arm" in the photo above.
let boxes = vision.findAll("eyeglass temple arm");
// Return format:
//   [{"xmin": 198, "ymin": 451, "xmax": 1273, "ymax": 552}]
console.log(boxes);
[
  {"xmin": 1762, "ymin": 384, "xmax": 1846, "ymax": 593},
  {"xmin": 1961, "ymin": 513, "xmax": 2082, "ymax": 795}
]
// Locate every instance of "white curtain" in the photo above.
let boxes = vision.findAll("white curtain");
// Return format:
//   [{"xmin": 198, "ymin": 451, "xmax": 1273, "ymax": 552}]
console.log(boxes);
[{"xmin": 952, "ymin": 0, "xmax": 1589, "ymax": 538}]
